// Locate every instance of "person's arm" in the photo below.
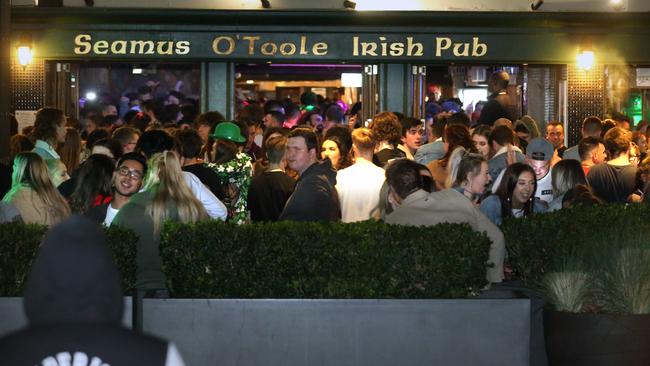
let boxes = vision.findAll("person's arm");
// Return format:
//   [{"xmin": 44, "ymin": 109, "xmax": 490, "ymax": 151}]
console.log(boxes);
[
  {"xmin": 182, "ymin": 172, "xmax": 227, "ymax": 221},
  {"xmin": 474, "ymin": 208, "xmax": 506, "ymax": 283},
  {"xmin": 479, "ymin": 195, "xmax": 502, "ymax": 227}
]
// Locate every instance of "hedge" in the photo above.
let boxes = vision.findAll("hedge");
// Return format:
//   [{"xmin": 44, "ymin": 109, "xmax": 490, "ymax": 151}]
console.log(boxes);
[
  {"xmin": 159, "ymin": 220, "xmax": 491, "ymax": 299},
  {"xmin": 502, "ymin": 203, "xmax": 650, "ymax": 286},
  {"xmin": 0, "ymin": 222, "xmax": 138, "ymax": 296}
]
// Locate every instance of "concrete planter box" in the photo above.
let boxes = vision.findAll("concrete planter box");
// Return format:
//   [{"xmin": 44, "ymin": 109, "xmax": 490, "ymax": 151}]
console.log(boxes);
[
  {"xmin": 142, "ymin": 298, "xmax": 531, "ymax": 366},
  {"xmin": 1, "ymin": 297, "xmax": 530, "ymax": 365}
]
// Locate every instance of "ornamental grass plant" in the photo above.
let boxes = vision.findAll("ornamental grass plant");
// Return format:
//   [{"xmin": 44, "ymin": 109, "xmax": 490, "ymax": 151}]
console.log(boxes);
[{"xmin": 503, "ymin": 203, "xmax": 650, "ymax": 314}]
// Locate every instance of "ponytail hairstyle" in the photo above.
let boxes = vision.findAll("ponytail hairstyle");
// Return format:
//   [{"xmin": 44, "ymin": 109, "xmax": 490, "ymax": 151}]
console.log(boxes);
[
  {"xmin": 453, "ymin": 152, "xmax": 487, "ymax": 188},
  {"xmin": 3, "ymin": 152, "xmax": 70, "ymax": 222},
  {"xmin": 143, "ymin": 151, "xmax": 208, "ymax": 235}
]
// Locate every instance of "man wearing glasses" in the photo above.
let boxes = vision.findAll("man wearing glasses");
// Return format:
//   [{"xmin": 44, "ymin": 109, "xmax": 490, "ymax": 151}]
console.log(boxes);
[{"xmin": 87, "ymin": 152, "xmax": 147, "ymax": 226}]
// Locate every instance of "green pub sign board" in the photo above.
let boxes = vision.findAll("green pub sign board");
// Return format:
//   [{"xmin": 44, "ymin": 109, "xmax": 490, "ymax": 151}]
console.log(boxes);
[{"xmin": 27, "ymin": 30, "xmax": 586, "ymax": 63}]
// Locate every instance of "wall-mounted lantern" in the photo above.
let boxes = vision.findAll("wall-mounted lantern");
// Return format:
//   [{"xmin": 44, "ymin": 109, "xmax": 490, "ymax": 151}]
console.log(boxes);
[{"xmin": 16, "ymin": 34, "xmax": 33, "ymax": 67}]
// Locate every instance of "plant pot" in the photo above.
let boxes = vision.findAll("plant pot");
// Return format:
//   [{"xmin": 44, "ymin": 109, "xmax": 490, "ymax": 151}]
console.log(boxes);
[{"xmin": 544, "ymin": 309, "xmax": 650, "ymax": 366}]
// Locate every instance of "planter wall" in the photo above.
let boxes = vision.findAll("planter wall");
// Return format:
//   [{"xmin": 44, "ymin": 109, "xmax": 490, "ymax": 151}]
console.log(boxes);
[
  {"xmin": 142, "ymin": 298, "xmax": 531, "ymax": 366},
  {"xmin": 545, "ymin": 310, "xmax": 650, "ymax": 366}
]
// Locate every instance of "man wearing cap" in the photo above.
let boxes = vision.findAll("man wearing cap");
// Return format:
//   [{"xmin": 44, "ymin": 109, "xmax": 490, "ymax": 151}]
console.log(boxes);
[
  {"xmin": 490, "ymin": 137, "xmax": 554, "ymax": 205},
  {"xmin": 279, "ymin": 128, "xmax": 340, "ymax": 221},
  {"xmin": 526, "ymin": 137, "xmax": 554, "ymax": 204},
  {"xmin": 477, "ymin": 71, "xmax": 518, "ymax": 126}
]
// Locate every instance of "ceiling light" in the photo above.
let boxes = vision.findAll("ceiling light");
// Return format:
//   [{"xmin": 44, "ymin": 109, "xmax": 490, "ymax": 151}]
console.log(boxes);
[
  {"xmin": 611, "ymin": 0, "xmax": 624, "ymax": 11},
  {"xmin": 343, "ymin": 0, "xmax": 356, "ymax": 10},
  {"xmin": 531, "ymin": 0, "xmax": 543, "ymax": 10},
  {"xmin": 577, "ymin": 49, "xmax": 595, "ymax": 71}
]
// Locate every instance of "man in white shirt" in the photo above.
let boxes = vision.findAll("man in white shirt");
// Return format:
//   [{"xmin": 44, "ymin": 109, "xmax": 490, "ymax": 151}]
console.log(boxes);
[
  {"xmin": 526, "ymin": 137, "xmax": 554, "ymax": 204},
  {"xmin": 336, "ymin": 128, "xmax": 386, "ymax": 222}
]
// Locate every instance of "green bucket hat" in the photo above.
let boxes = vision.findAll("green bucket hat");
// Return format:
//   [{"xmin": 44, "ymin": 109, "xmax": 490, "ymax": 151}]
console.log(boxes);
[{"xmin": 210, "ymin": 122, "xmax": 246, "ymax": 143}]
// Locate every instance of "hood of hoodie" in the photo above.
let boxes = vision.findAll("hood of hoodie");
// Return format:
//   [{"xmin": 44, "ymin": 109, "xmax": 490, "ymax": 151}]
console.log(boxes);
[
  {"xmin": 300, "ymin": 159, "xmax": 337, "ymax": 186},
  {"xmin": 24, "ymin": 215, "xmax": 123, "ymax": 327}
]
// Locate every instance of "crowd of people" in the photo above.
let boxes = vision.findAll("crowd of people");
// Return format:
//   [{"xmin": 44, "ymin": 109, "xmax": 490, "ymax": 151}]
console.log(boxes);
[{"xmin": 1, "ymin": 70, "xmax": 647, "ymax": 294}]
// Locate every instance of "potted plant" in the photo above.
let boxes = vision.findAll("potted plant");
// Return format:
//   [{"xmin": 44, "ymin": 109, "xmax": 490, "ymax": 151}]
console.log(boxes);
[
  {"xmin": 542, "ymin": 237, "xmax": 650, "ymax": 366},
  {"xmin": 503, "ymin": 204, "xmax": 650, "ymax": 366}
]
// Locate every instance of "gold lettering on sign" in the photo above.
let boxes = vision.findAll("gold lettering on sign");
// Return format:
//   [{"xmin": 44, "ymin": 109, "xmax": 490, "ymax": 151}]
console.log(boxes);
[
  {"xmin": 73, "ymin": 34, "xmax": 192, "ymax": 55},
  {"xmin": 406, "ymin": 37, "xmax": 423, "ymax": 56},
  {"xmin": 280, "ymin": 42, "xmax": 297, "ymax": 56},
  {"xmin": 212, "ymin": 36, "xmax": 235, "ymax": 55},
  {"xmin": 93, "ymin": 40, "xmax": 109, "ymax": 55},
  {"xmin": 300, "ymin": 36, "xmax": 309, "ymax": 55},
  {"xmin": 176, "ymin": 41, "xmax": 191, "ymax": 55},
  {"xmin": 472, "ymin": 37, "xmax": 487, "ymax": 57},
  {"xmin": 130, "ymin": 40, "xmax": 155, "ymax": 55},
  {"xmin": 74, "ymin": 34, "xmax": 92, "ymax": 54},
  {"xmin": 242, "ymin": 36, "xmax": 260, "ymax": 55},
  {"xmin": 157, "ymin": 41, "xmax": 174, "ymax": 55},
  {"xmin": 353, "ymin": 36, "xmax": 423, "ymax": 57},
  {"xmin": 436, "ymin": 37, "xmax": 452, "ymax": 57},
  {"xmin": 260, "ymin": 42, "xmax": 278, "ymax": 56},
  {"xmin": 312, "ymin": 42, "xmax": 328, "ymax": 56},
  {"xmin": 390, "ymin": 42, "xmax": 405, "ymax": 56},
  {"xmin": 111, "ymin": 40, "xmax": 127, "ymax": 54}
]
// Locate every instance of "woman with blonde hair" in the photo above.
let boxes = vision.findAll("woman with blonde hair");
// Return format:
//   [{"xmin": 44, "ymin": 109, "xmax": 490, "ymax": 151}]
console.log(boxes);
[
  {"xmin": 2, "ymin": 152, "xmax": 70, "ymax": 225},
  {"xmin": 113, "ymin": 151, "xmax": 208, "ymax": 296}
]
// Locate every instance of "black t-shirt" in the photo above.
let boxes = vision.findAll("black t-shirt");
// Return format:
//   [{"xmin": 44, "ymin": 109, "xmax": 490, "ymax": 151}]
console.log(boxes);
[
  {"xmin": 373, "ymin": 148, "xmax": 406, "ymax": 168},
  {"xmin": 248, "ymin": 170, "xmax": 296, "ymax": 222},
  {"xmin": 182, "ymin": 163, "xmax": 227, "ymax": 201},
  {"xmin": 587, "ymin": 163, "xmax": 638, "ymax": 203}
]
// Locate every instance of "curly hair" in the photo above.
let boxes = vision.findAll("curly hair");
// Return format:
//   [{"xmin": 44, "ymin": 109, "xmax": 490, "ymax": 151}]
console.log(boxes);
[{"xmin": 370, "ymin": 112, "xmax": 402, "ymax": 146}]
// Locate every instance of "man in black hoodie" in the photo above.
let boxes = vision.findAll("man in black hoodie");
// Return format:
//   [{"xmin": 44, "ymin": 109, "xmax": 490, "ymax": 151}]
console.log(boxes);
[
  {"xmin": 0, "ymin": 216, "xmax": 185, "ymax": 365},
  {"xmin": 279, "ymin": 128, "xmax": 340, "ymax": 221}
]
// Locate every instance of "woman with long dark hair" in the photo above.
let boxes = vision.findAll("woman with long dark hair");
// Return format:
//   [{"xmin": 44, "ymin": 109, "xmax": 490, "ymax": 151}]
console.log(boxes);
[
  {"xmin": 321, "ymin": 136, "xmax": 352, "ymax": 171},
  {"xmin": 479, "ymin": 162, "xmax": 547, "ymax": 226},
  {"xmin": 68, "ymin": 154, "xmax": 115, "ymax": 214}
]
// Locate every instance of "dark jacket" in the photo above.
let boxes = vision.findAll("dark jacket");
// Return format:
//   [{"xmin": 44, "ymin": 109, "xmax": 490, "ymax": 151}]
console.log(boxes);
[
  {"xmin": 478, "ymin": 91, "xmax": 518, "ymax": 126},
  {"xmin": 279, "ymin": 160, "xmax": 340, "ymax": 221},
  {"xmin": 0, "ymin": 216, "xmax": 171, "ymax": 365}
]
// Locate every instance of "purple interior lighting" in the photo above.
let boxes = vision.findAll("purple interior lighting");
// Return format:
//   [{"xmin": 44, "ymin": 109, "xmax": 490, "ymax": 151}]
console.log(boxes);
[{"xmin": 269, "ymin": 64, "xmax": 363, "ymax": 68}]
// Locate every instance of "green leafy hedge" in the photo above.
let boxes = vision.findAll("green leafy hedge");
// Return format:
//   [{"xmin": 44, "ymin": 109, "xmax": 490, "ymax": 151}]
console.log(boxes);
[
  {"xmin": 0, "ymin": 223, "xmax": 138, "ymax": 296},
  {"xmin": 502, "ymin": 203, "xmax": 650, "ymax": 287},
  {"xmin": 160, "ymin": 220, "xmax": 492, "ymax": 298}
]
